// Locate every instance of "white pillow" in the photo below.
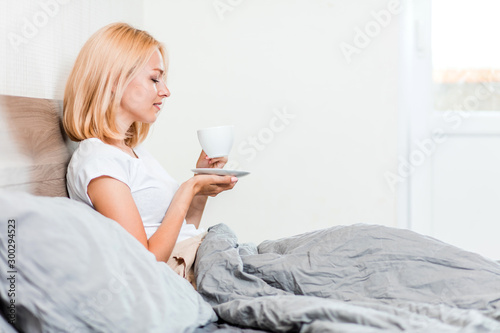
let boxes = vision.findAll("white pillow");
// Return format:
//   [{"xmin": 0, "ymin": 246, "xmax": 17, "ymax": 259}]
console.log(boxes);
[{"xmin": 0, "ymin": 190, "xmax": 216, "ymax": 333}]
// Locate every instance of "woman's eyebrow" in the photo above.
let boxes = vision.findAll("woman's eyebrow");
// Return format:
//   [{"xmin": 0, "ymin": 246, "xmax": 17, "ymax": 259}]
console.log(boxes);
[{"xmin": 152, "ymin": 68, "xmax": 164, "ymax": 75}]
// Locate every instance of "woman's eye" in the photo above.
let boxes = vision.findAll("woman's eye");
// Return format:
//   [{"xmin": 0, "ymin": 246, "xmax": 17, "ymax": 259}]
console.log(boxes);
[{"xmin": 152, "ymin": 78, "xmax": 159, "ymax": 84}]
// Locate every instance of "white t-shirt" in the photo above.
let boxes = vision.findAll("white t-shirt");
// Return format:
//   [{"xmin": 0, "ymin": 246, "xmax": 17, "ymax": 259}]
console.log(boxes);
[{"xmin": 66, "ymin": 138, "xmax": 204, "ymax": 243}]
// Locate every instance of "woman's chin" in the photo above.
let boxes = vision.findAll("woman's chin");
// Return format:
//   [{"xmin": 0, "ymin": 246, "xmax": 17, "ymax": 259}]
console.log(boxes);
[{"xmin": 143, "ymin": 112, "xmax": 160, "ymax": 124}]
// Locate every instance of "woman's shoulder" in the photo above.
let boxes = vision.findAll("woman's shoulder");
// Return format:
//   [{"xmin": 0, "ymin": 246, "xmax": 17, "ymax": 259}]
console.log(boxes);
[
  {"xmin": 67, "ymin": 138, "xmax": 137, "ymax": 185},
  {"xmin": 69, "ymin": 138, "xmax": 131, "ymax": 169}
]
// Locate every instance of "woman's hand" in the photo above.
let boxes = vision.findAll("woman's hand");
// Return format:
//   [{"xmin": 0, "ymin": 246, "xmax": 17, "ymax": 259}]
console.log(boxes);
[
  {"xmin": 196, "ymin": 150, "xmax": 228, "ymax": 169},
  {"xmin": 188, "ymin": 174, "xmax": 238, "ymax": 197}
]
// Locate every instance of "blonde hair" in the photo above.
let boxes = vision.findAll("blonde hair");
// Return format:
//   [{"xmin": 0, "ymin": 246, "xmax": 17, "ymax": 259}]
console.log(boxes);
[{"xmin": 63, "ymin": 22, "xmax": 167, "ymax": 148}]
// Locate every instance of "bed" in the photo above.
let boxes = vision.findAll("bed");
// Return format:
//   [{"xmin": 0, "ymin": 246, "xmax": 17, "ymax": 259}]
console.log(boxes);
[{"xmin": 1, "ymin": 94, "xmax": 500, "ymax": 333}]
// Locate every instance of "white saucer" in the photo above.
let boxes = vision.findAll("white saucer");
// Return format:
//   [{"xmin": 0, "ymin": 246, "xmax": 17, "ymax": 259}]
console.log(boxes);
[{"xmin": 191, "ymin": 168, "xmax": 250, "ymax": 178}]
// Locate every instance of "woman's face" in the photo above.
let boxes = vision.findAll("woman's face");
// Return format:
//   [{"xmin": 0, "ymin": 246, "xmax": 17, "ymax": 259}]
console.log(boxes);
[{"xmin": 118, "ymin": 49, "xmax": 170, "ymax": 126}]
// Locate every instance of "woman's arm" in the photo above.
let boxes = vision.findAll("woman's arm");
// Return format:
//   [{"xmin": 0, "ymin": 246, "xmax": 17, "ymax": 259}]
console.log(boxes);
[
  {"xmin": 185, "ymin": 151, "xmax": 230, "ymax": 228},
  {"xmin": 88, "ymin": 174, "xmax": 236, "ymax": 262},
  {"xmin": 185, "ymin": 195, "xmax": 208, "ymax": 229},
  {"xmin": 88, "ymin": 176, "xmax": 150, "ymax": 247}
]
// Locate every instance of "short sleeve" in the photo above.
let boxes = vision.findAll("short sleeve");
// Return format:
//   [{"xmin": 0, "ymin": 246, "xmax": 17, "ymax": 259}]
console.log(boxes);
[{"xmin": 66, "ymin": 139, "xmax": 133, "ymax": 207}]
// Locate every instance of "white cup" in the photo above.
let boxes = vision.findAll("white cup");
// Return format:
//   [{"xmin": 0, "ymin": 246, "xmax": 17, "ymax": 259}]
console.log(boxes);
[{"xmin": 197, "ymin": 125, "xmax": 234, "ymax": 158}]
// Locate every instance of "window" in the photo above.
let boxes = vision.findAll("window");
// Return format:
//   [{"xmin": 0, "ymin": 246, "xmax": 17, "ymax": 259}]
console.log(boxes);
[{"xmin": 432, "ymin": 0, "xmax": 500, "ymax": 111}]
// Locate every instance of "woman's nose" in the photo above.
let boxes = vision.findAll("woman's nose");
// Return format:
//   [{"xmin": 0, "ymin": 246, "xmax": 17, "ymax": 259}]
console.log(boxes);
[{"xmin": 159, "ymin": 80, "xmax": 170, "ymax": 98}]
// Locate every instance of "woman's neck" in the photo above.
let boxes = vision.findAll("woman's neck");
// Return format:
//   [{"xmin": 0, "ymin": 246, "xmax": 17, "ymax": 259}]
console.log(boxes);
[
  {"xmin": 107, "ymin": 138, "xmax": 138, "ymax": 159},
  {"xmin": 107, "ymin": 112, "xmax": 137, "ymax": 157}
]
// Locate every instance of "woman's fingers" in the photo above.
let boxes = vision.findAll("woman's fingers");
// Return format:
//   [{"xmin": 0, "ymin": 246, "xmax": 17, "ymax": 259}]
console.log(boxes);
[
  {"xmin": 192, "ymin": 174, "xmax": 238, "ymax": 196},
  {"xmin": 196, "ymin": 151, "xmax": 228, "ymax": 169},
  {"xmin": 205, "ymin": 156, "xmax": 228, "ymax": 169},
  {"xmin": 208, "ymin": 175, "xmax": 238, "ymax": 188}
]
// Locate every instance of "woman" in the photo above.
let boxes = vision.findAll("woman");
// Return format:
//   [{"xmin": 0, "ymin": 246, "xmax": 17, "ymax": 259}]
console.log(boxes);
[{"xmin": 63, "ymin": 22, "xmax": 237, "ymax": 280}]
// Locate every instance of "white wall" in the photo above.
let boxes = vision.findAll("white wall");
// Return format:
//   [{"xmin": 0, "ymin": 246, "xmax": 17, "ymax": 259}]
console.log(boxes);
[
  {"xmin": 143, "ymin": 0, "xmax": 400, "ymax": 243},
  {"xmin": 0, "ymin": 0, "xmax": 143, "ymax": 99}
]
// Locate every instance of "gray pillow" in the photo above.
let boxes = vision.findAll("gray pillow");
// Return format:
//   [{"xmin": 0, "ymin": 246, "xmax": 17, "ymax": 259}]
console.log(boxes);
[{"xmin": 0, "ymin": 190, "xmax": 216, "ymax": 333}]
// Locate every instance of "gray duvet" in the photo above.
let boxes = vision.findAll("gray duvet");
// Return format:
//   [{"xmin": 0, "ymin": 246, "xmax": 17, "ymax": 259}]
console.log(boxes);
[{"xmin": 194, "ymin": 223, "xmax": 500, "ymax": 332}]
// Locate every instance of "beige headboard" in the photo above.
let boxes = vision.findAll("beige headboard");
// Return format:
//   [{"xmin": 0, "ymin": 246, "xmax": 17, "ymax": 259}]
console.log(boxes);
[{"xmin": 0, "ymin": 95, "xmax": 76, "ymax": 197}]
